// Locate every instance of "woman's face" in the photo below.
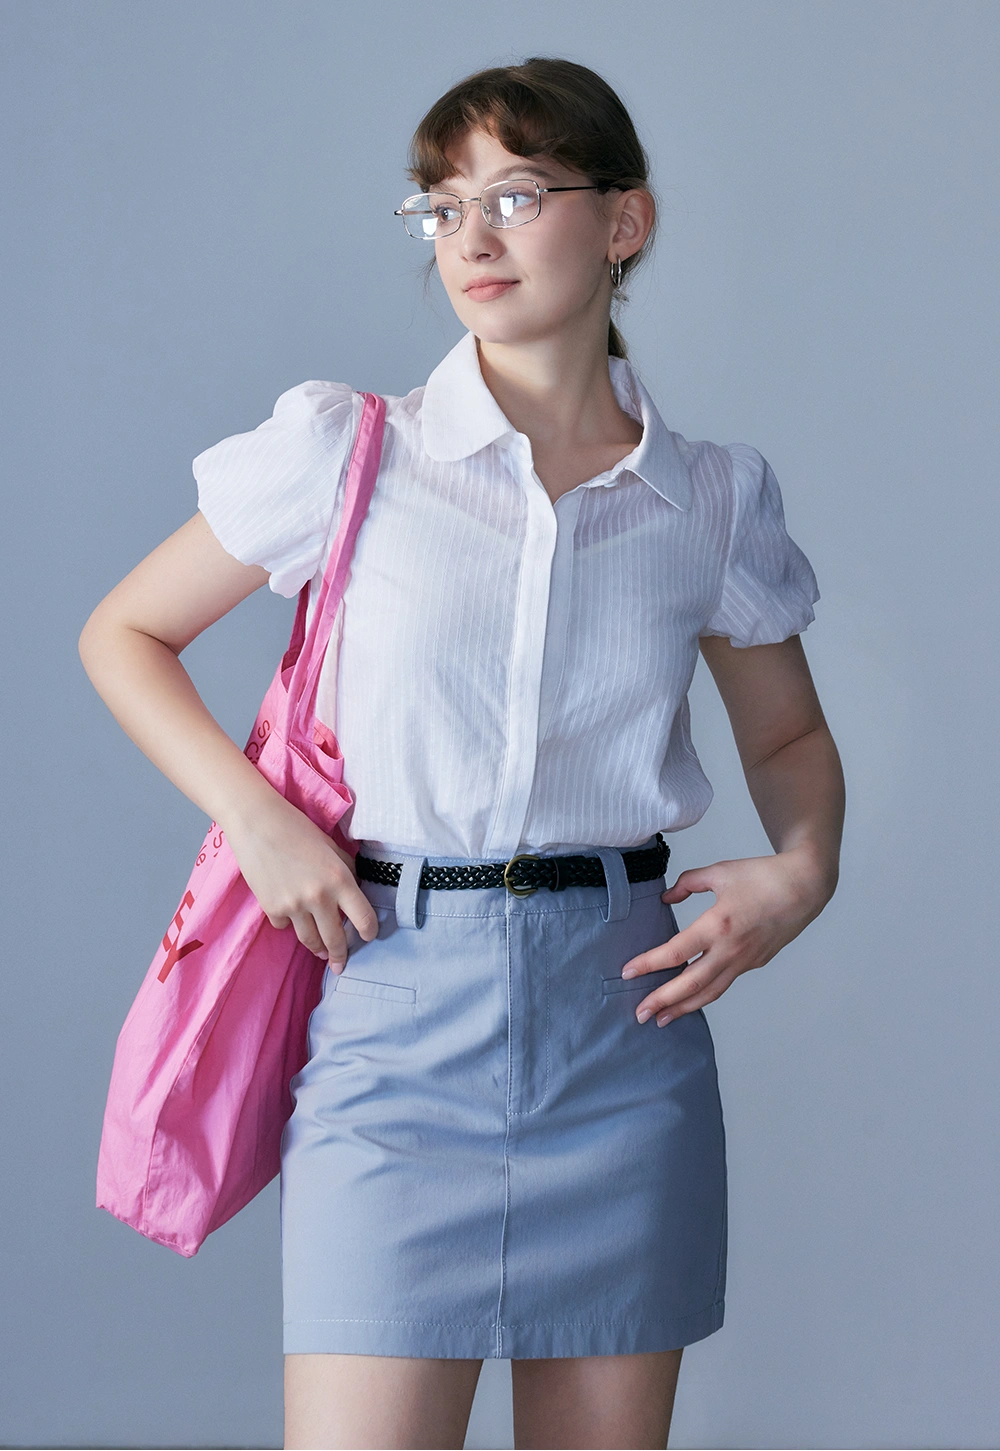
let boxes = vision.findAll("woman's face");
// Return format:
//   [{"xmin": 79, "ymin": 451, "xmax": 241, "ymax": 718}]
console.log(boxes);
[{"xmin": 430, "ymin": 128, "xmax": 631, "ymax": 348}]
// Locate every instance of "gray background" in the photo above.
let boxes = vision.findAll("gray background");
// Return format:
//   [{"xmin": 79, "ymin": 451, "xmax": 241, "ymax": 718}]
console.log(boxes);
[{"xmin": 2, "ymin": 1, "xmax": 997, "ymax": 1447}]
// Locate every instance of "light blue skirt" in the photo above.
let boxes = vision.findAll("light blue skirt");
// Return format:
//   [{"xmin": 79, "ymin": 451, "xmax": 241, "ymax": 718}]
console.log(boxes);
[{"xmin": 280, "ymin": 836, "xmax": 727, "ymax": 1359}]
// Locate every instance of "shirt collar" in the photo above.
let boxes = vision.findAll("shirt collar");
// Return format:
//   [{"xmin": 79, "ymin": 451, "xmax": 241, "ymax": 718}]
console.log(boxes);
[{"xmin": 421, "ymin": 330, "xmax": 693, "ymax": 511}]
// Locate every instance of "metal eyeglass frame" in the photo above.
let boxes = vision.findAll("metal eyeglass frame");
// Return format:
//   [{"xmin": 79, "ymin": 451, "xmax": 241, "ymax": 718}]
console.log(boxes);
[{"xmin": 394, "ymin": 177, "xmax": 608, "ymax": 239}]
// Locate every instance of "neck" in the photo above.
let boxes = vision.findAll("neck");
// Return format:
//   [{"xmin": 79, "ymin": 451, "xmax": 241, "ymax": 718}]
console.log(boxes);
[{"xmin": 476, "ymin": 317, "xmax": 636, "ymax": 451}]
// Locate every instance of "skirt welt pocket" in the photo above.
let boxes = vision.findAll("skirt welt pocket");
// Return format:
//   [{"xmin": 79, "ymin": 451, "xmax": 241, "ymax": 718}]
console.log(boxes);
[
  {"xmin": 332, "ymin": 975, "xmax": 416, "ymax": 1005},
  {"xmin": 601, "ymin": 966, "xmax": 684, "ymax": 996}
]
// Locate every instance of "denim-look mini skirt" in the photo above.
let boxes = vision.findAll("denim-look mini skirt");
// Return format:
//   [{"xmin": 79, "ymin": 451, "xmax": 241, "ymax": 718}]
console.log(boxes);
[{"xmin": 280, "ymin": 834, "xmax": 727, "ymax": 1360}]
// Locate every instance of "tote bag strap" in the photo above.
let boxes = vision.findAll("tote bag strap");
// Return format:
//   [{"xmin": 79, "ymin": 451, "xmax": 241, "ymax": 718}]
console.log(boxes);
[{"xmin": 287, "ymin": 391, "xmax": 386, "ymax": 740}]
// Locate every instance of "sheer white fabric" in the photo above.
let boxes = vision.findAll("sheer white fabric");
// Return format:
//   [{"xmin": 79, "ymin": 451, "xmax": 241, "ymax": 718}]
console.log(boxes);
[{"xmin": 194, "ymin": 331, "xmax": 820, "ymax": 858}]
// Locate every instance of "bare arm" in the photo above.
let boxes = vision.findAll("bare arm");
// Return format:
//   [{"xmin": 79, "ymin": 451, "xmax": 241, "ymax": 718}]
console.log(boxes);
[
  {"xmin": 78, "ymin": 512, "xmax": 378, "ymax": 965},
  {"xmin": 80, "ymin": 511, "xmax": 279, "ymax": 825},
  {"xmin": 619, "ymin": 633, "xmax": 845, "ymax": 1024},
  {"xmin": 697, "ymin": 632, "xmax": 844, "ymax": 894}
]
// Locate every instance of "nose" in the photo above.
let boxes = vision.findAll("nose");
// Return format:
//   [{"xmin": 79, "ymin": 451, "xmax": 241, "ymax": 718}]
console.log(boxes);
[{"xmin": 460, "ymin": 202, "xmax": 504, "ymax": 262}]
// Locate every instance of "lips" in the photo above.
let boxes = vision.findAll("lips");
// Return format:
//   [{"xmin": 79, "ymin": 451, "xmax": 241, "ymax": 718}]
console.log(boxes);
[{"xmin": 463, "ymin": 279, "xmax": 518, "ymax": 303}]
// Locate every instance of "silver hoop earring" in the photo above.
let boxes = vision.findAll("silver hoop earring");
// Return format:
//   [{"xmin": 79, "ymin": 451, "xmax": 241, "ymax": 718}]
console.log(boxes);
[{"xmin": 611, "ymin": 256, "xmax": 624, "ymax": 287}]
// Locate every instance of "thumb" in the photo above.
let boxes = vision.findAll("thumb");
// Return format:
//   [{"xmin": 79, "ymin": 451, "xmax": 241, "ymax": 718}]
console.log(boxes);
[{"xmin": 661, "ymin": 864, "xmax": 719, "ymax": 903}]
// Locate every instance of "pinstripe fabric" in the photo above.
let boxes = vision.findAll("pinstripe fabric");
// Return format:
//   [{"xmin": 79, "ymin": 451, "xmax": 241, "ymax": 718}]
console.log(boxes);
[{"xmin": 194, "ymin": 331, "xmax": 819, "ymax": 860}]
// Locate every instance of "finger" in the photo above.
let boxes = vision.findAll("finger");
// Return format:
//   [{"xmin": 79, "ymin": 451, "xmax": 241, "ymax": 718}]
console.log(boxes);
[
  {"xmin": 636, "ymin": 959, "xmax": 735, "ymax": 1022},
  {"xmin": 288, "ymin": 911, "xmax": 330, "ymax": 963},
  {"xmin": 337, "ymin": 880, "xmax": 380, "ymax": 944},
  {"xmin": 311, "ymin": 855, "xmax": 381, "ymax": 946},
  {"xmin": 660, "ymin": 865, "xmax": 721, "ymax": 904},
  {"xmin": 621, "ymin": 926, "xmax": 709, "ymax": 979},
  {"xmin": 312, "ymin": 877, "xmax": 379, "ymax": 961},
  {"xmin": 660, "ymin": 881, "xmax": 694, "ymax": 903},
  {"xmin": 311, "ymin": 901, "xmax": 351, "ymax": 970}
]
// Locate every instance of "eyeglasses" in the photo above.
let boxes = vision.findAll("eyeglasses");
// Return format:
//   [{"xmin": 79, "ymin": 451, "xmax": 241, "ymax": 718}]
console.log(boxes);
[{"xmin": 394, "ymin": 177, "xmax": 605, "ymax": 240}]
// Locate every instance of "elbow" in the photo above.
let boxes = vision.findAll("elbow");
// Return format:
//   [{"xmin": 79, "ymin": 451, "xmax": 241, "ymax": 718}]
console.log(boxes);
[
  {"xmin": 78, "ymin": 600, "xmax": 110, "ymax": 664},
  {"xmin": 78, "ymin": 598, "xmax": 125, "ymax": 683},
  {"xmin": 77, "ymin": 606, "xmax": 104, "ymax": 678}
]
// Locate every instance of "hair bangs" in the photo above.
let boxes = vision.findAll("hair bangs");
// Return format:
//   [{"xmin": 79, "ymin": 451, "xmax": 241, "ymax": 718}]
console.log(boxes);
[{"xmin": 408, "ymin": 77, "xmax": 578, "ymax": 190}]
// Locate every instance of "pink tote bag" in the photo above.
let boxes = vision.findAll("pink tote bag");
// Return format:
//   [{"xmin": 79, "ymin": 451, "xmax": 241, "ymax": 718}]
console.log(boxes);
[{"xmin": 96, "ymin": 391, "xmax": 386, "ymax": 1257}]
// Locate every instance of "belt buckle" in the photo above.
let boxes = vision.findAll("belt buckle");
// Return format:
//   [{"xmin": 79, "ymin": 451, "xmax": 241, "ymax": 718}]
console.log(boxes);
[{"xmin": 503, "ymin": 852, "xmax": 541, "ymax": 896}]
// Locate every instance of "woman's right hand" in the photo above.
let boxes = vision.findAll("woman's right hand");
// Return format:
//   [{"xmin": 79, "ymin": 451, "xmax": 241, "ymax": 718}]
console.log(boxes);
[{"xmin": 224, "ymin": 796, "xmax": 380, "ymax": 970}]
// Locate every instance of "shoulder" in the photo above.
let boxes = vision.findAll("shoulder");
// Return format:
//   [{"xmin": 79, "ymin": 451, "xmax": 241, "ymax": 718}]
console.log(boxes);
[
  {"xmin": 268, "ymin": 377, "xmax": 359, "ymax": 432},
  {"xmin": 720, "ymin": 441, "xmax": 779, "ymax": 506},
  {"xmin": 192, "ymin": 378, "xmax": 422, "ymax": 476},
  {"xmin": 269, "ymin": 378, "xmax": 427, "ymax": 448},
  {"xmin": 669, "ymin": 433, "xmax": 791, "ymax": 527},
  {"xmin": 268, "ymin": 377, "xmax": 422, "ymax": 423},
  {"xmin": 669, "ymin": 433, "xmax": 766, "ymax": 490},
  {"xmin": 191, "ymin": 379, "xmax": 358, "ymax": 484}
]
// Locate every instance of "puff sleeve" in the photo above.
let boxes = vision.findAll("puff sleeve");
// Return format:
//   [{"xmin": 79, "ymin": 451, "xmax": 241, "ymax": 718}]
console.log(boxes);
[
  {"xmin": 701, "ymin": 443, "xmax": 821, "ymax": 648},
  {"xmin": 193, "ymin": 380, "xmax": 360, "ymax": 597}
]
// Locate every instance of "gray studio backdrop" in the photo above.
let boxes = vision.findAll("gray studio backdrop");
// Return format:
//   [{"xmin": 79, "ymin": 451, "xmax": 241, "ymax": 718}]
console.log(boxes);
[{"xmin": 3, "ymin": 2, "xmax": 997, "ymax": 1448}]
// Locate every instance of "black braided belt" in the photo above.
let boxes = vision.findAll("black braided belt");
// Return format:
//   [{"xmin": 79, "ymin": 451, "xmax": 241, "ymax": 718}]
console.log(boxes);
[{"xmin": 355, "ymin": 832, "xmax": 670, "ymax": 897}]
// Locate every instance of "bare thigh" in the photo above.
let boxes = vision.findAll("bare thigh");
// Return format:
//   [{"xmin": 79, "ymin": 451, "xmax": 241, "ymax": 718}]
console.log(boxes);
[
  {"xmin": 511, "ymin": 1348, "xmax": 684, "ymax": 1450},
  {"xmin": 283, "ymin": 1352, "xmax": 483, "ymax": 1450}
]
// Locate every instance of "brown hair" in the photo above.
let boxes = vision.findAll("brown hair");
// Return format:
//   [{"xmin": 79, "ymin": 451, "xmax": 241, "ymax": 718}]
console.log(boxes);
[{"xmin": 408, "ymin": 57, "xmax": 656, "ymax": 359}]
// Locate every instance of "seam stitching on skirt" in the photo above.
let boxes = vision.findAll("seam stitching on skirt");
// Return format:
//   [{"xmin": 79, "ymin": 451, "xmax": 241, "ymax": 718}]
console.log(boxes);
[
  {"xmin": 503, "ymin": 1302, "xmax": 724, "ymax": 1328},
  {"xmin": 494, "ymin": 902, "xmax": 515, "ymax": 1356},
  {"xmin": 284, "ymin": 1302, "xmax": 723, "ymax": 1330},
  {"xmin": 511, "ymin": 915, "xmax": 551, "ymax": 1117},
  {"xmin": 284, "ymin": 1301, "xmax": 724, "ymax": 1331},
  {"xmin": 286, "ymin": 1317, "xmax": 494, "ymax": 1327}
]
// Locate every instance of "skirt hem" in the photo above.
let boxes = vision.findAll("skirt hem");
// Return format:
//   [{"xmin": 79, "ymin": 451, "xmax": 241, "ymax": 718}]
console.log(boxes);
[{"xmin": 283, "ymin": 1299, "xmax": 724, "ymax": 1358}]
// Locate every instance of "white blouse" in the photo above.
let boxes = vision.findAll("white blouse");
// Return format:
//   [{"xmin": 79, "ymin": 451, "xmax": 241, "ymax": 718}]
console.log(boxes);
[{"xmin": 193, "ymin": 330, "xmax": 820, "ymax": 860}]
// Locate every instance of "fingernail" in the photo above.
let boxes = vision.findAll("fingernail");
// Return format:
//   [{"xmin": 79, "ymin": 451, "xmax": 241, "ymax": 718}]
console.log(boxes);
[
  {"xmin": 329, "ymin": 960, "xmax": 345, "ymax": 974},
  {"xmin": 656, "ymin": 1013, "xmax": 673, "ymax": 1027},
  {"xmin": 636, "ymin": 1008, "xmax": 652, "ymax": 1023},
  {"xmin": 621, "ymin": 966, "xmax": 637, "ymax": 979}
]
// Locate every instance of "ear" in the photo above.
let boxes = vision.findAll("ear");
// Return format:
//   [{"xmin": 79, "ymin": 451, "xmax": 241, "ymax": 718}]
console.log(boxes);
[{"xmin": 608, "ymin": 189, "xmax": 655, "ymax": 263}]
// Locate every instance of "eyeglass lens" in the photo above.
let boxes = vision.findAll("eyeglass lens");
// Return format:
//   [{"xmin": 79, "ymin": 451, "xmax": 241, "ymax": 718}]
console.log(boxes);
[{"xmin": 399, "ymin": 180, "xmax": 541, "ymax": 239}]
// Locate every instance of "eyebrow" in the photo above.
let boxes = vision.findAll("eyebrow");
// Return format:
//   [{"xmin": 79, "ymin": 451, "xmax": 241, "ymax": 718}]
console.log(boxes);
[{"xmin": 442, "ymin": 160, "xmax": 560, "ymax": 189}]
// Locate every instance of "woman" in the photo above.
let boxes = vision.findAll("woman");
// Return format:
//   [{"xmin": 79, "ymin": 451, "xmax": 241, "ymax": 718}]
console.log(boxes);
[{"xmin": 79, "ymin": 57, "xmax": 844, "ymax": 1451}]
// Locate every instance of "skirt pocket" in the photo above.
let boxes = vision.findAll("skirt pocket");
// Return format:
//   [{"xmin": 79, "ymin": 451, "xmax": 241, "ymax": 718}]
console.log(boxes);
[
  {"xmin": 331, "ymin": 974, "xmax": 416, "ymax": 1005},
  {"xmin": 601, "ymin": 963, "xmax": 685, "ymax": 996}
]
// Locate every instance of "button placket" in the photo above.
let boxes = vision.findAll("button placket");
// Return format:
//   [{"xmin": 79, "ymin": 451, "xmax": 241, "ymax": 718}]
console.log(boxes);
[
  {"xmin": 482, "ymin": 444, "xmax": 559, "ymax": 858},
  {"xmin": 535, "ymin": 490, "xmax": 582, "ymax": 745}
]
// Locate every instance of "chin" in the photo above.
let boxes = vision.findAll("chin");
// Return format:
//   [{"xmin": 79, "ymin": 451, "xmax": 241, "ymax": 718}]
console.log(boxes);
[{"xmin": 455, "ymin": 307, "xmax": 562, "ymax": 349}]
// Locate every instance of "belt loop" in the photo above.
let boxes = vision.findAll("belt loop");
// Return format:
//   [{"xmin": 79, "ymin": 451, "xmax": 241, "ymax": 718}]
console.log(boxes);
[
  {"xmin": 394, "ymin": 854, "xmax": 427, "ymax": 929},
  {"xmin": 593, "ymin": 847, "xmax": 631, "ymax": 923}
]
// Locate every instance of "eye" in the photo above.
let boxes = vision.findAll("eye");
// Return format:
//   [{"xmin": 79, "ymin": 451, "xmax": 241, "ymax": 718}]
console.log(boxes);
[
  {"xmin": 495, "ymin": 186, "xmax": 535, "ymax": 217},
  {"xmin": 432, "ymin": 202, "xmax": 460, "ymax": 222}
]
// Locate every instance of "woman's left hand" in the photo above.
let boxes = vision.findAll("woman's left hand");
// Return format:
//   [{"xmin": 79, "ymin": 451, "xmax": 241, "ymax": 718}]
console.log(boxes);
[{"xmin": 620, "ymin": 846, "xmax": 833, "ymax": 1025}]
